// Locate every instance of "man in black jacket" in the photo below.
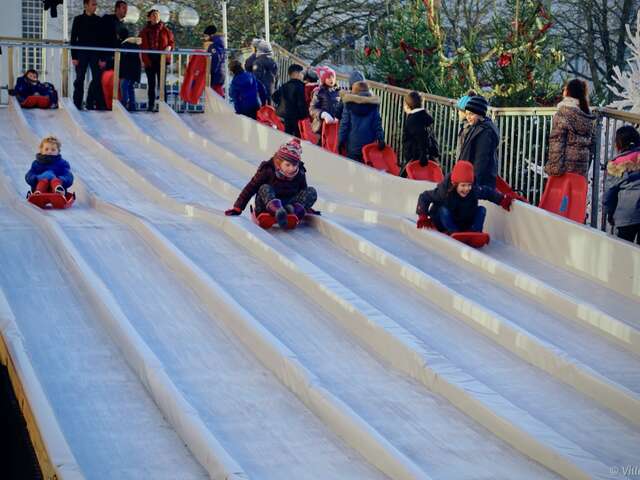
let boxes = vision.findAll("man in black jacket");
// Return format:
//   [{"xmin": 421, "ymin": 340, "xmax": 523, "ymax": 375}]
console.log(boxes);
[
  {"xmin": 70, "ymin": 0, "xmax": 106, "ymax": 110},
  {"xmin": 101, "ymin": 1, "xmax": 129, "ymax": 69},
  {"xmin": 272, "ymin": 64, "xmax": 307, "ymax": 137}
]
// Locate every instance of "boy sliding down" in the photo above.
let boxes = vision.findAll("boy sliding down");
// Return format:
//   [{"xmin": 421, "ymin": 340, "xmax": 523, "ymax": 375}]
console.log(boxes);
[
  {"xmin": 25, "ymin": 136, "xmax": 74, "ymax": 196},
  {"xmin": 225, "ymin": 138, "xmax": 317, "ymax": 228},
  {"xmin": 416, "ymin": 160, "xmax": 515, "ymax": 232}
]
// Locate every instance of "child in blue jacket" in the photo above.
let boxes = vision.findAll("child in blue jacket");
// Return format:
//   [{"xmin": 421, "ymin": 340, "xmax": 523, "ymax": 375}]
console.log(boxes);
[{"xmin": 25, "ymin": 136, "xmax": 74, "ymax": 195}]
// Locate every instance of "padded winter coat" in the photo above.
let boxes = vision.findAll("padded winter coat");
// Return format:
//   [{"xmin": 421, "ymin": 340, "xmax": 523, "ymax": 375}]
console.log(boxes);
[
  {"xmin": 416, "ymin": 173, "xmax": 503, "ymax": 230},
  {"xmin": 545, "ymin": 100, "xmax": 596, "ymax": 177},
  {"xmin": 604, "ymin": 148, "xmax": 640, "ymax": 227},
  {"xmin": 140, "ymin": 21, "xmax": 174, "ymax": 67},
  {"xmin": 273, "ymin": 79, "xmax": 307, "ymax": 121},
  {"xmin": 25, "ymin": 154, "xmax": 74, "ymax": 190},
  {"xmin": 457, "ymin": 117, "xmax": 500, "ymax": 189},
  {"xmin": 206, "ymin": 35, "xmax": 226, "ymax": 86},
  {"xmin": 402, "ymin": 108, "xmax": 439, "ymax": 169},
  {"xmin": 309, "ymin": 84, "xmax": 342, "ymax": 133},
  {"xmin": 14, "ymin": 77, "xmax": 57, "ymax": 105},
  {"xmin": 229, "ymin": 72, "xmax": 267, "ymax": 115},
  {"xmin": 338, "ymin": 92, "xmax": 385, "ymax": 161},
  {"xmin": 252, "ymin": 55, "xmax": 278, "ymax": 100},
  {"xmin": 233, "ymin": 159, "xmax": 308, "ymax": 210}
]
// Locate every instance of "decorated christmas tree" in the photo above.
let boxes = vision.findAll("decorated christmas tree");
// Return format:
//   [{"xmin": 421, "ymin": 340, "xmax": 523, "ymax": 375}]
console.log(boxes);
[{"xmin": 608, "ymin": 10, "xmax": 640, "ymax": 112}]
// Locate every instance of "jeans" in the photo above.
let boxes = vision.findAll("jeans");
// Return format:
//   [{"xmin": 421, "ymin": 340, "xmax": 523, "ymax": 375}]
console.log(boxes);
[
  {"xmin": 616, "ymin": 224, "xmax": 640, "ymax": 244},
  {"xmin": 145, "ymin": 56, "xmax": 165, "ymax": 110},
  {"xmin": 73, "ymin": 52, "xmax": 105, "ymax": 110},
  {"xmin": 254, "ymin": 184, "xmax": 318, "ymax": 215},
  {"xmin": 120, "ymin": 79, "xmax": 136, "ymax": 110},
  {"xmin": 436, "ymin": 205, "xmax": 486, "ymax": 233}
]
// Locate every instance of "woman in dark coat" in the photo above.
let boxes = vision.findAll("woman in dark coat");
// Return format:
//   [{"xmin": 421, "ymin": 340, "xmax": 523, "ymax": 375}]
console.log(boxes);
[{"xmin": 338, "ymin": 81, "xmax": 385, "ymax": 162}]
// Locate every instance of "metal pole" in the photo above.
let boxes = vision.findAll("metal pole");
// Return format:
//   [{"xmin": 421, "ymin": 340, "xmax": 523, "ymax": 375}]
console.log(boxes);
[
  {"xmin": 222, "ymin": 0, "xmax": 229, "ymax": 97},
  {"xmin": 264, "ymin": 0, "xmax": 270, "ymax": 43}
]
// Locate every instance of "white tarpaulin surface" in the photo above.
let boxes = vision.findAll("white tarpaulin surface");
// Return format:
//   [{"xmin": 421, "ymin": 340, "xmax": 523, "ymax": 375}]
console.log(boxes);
[{"xmin": 0, "ymin": 92, "xmax": 638, "ymax": 479}]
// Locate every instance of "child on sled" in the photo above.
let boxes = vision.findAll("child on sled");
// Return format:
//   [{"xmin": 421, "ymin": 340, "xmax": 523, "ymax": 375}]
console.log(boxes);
[
  {"xmin": 25, "ymin": 136, "xmax": 74, "ymax": 196},
  {"xmin": 416, "ymin": 160, "xmax": 515, "ymax": 233},
  {"xmin": 225, "ymin": 138, "xmax": 317, "ymax": 228}
]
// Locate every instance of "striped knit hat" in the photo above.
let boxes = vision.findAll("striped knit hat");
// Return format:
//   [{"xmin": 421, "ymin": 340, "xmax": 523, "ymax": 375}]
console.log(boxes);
[
  {"xmin": 275, "ymin": 138, "xmax": 302, "ymax": 165},
  {"xmin": 464, "ymin": 95, "xmax": 489, "ymax": 117}
]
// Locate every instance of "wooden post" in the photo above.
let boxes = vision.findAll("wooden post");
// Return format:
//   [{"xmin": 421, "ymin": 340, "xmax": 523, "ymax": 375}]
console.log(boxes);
[
  {"xmin": 7, "ymin": 47, "xmax": 14, "ymax": 93},
  {"xmin": 112, "ymin": 50, "xmax": 121, "ymax": 109},
  {"xmin": 159, "ymin": 53, "xmax": 167, "ymax": 106},
  {"xmin": 61, "ymin": 48, "xmax": 69, "ymax": 98},
  {"xmin": 205, "ymin": 55, "xmax": 212, "ymax": 92}
]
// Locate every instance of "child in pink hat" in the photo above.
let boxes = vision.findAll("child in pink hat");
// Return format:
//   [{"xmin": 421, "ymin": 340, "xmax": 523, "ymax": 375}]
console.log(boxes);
[{"xmin": 225, "ymin": 138, "xmax": 318, "ymax": 227}]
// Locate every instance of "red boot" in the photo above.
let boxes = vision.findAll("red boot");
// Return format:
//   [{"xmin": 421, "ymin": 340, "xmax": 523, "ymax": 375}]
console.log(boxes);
[
  {"xmin": 50, "ymin": 178, "xmax": 65, "ymax": 195},
  {"xmin": 34, "ymin": 179, "xmax": 49, "ymax": 195}
]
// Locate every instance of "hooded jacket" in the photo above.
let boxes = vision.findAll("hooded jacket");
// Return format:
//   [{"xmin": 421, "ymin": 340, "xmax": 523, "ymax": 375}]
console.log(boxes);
[
  {"xmin": 234, "ymin": 159, "xmax": 308, "ymax": 210},
  {"xmin": 457, "ymin": 117, "xmax": 500, "ymax": 188},
  {"xmin": 140, "ymin": 21, "xmax": 174, "ymax": 67},
  {"xmin": 545, "ymin": 97, "xmax": 596, "ymax": 177},
  {"xmin": 604, "ymin": 148, "xmax": 640, "ymax": 227},
  {"xmin": 230, "ymin": 72, "xmax": 266, "ymax": 114},
  {"xmin": 338, "ymin": 92, "xmax": 385, "ymax": 161},
  {"xmin": 206, "ymin": 35, "xmax": 226, "ymax": 86},
  {"xmin": 402, "ymin": 108, "xmax": 439, "ymax": 168},
  {"xmin": 416, "ymin": 173, "xmax": 504, "ymax": 230},
  {"xmin": 309, "ymin": 84, "xmax": 342, "ymax": 133},
  {"xmin": 25, "ymin": 154, "xmax": 74, "ymax": 190}
]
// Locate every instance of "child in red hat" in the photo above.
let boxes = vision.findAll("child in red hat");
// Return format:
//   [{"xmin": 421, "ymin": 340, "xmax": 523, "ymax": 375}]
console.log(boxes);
[
  {"xmin": 225, "ymin": 138, "xmax": 318, "ymax": 228},
  {"xmin": 416, "ymin": 160, "xmax": 516, "ymax": 233},
  {"xmin": 309, "ymin": 67, "xmax": 341, "ymax": 134}
]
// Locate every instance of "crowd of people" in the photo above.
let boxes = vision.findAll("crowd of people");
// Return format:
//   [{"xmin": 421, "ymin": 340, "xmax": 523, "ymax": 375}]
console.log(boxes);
[{"xmin": 13, "ymin": 1, "xmax": 638, "ymax": 244}]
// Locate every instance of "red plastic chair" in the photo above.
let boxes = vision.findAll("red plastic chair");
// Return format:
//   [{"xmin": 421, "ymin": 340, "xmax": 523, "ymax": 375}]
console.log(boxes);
[
  {"xmin": 538, "ymin": 173, "xmax": 588, "ymax": 222},
  {"xmin": 405, "ymin": 160, "xmax": 444, "ymax": 182},
  {"xmin": 101, "ymin": 70, "xmax": 121, "ymax": 110},
  {"xmin": 496, "ymin": 175, "xmax": 529, "ymax": 203},
  {"xmin": 298, "ymin": 118, "xmax": 318, "ymax": 144},
  {"xmin": 362, "ymin": 143, "xmax": 401, "ymax": 176},
  {"xmin": 256, "ymin": 105, "xmax": 285, "ymax": 131},
  {"xmin": 322, "ymin": 121, "xmax": 340, "ymax": 153},
  {"xmin": 20, "ymin": 96, "xmax": 50, "ymax": 109},
  {"xmin": 180, "ymin": 53, "xmax": 208, "ymax": 104}
]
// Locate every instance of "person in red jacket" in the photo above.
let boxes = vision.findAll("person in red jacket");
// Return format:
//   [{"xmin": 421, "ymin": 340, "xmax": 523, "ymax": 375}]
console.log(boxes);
[
  {"xmin": 140, "ymin": 8, "xmax": 174, "ymax": 111},
  {"xmin": 225, "ymin": 138, "xmax": 318, "ymax": 228}
]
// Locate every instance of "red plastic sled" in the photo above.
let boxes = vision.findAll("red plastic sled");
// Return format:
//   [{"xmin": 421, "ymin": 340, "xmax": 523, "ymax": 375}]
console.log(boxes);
[
  {"xmin": 496, "ymin": 176, "xmax": 528, "ymax": 203},
  {"xmin": 405, "ymin": 160, "xmax": 444, "ymax": 182},
  {"xmin": 451, "ymin": 232, "xmax": 490, "ymax": 248},
  {"xmin": 251, "ymin": 207, "xmax": 298, "ymax": 230},
  {"xmin": 256, "ymin": 105, "xmax": 285, "ymax": 131},
  {"xmin": 27, "ymin": 192, "xmax": 75, "ymax": 209},
  {"xmin": 180, "ymin": 53, "xmax": 208, "ymax": 105},
  {"xmin": 321, "ymin": 121, "xmax": 340, "ymax": 153},
  {"xmin": 21, "ymin": 95, "xmax": 51, "ymax": 109},
  {"xmin": 298, "ymin": 118, "xmax": 319, "ymax": 144},
  {"xmin": 538, "ymin": 173, "xmax": 587, "ymax": 223},
  {"xmin": 101, "ymin": 70, "xmax": 122, "ymax": 110},
  {"xmin": 362, "ymin": 143, "xmax": 401, "ymax": 176}
]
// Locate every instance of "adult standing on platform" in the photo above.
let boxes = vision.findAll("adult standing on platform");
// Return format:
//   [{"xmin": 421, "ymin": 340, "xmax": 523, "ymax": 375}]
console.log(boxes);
[
  {"xmin": 102, "ymin": 0, "xmax": 128, "ymax": 69},
  {"xmin": 70, "ymin": 0, "xmax": 106, "ymax": 110},
  {"xmin": 140, "ymin": 9, "xmax": 174, "ymax": 112}
]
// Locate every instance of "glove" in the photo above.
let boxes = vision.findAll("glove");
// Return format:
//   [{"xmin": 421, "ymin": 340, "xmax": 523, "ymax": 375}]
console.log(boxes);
[
  {"xmin": 320, "ymin": 112, "xmax": 334, "ymax": 123},
  {"xmin": 377, "ymin": 140, "xmax": 386, "ymax": 150},
  {"xmin": 500, "ymin": 192, "xmax": 517, "ymax": 211},
  {"xmin": 37, "ymin": 170, "xmax": 55, "ymax": 180},
  {"xmin": 225, "ymin": 207, "xmax": 242, "ymax": 216},
  {"xmin": 417, "ymin": 214, "xmax": 435, "ymax": 229}
]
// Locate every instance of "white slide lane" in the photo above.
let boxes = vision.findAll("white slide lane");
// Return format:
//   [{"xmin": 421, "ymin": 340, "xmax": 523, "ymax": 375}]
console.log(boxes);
[{"xmin": 0, "ymin": 91, "xmax": 638, "ymax": 479}]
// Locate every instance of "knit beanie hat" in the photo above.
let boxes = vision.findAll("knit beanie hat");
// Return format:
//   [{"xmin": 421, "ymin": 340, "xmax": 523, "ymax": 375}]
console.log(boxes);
[
  {"xmin": 348, "ymin": 70, "xmax": 365, "ymax": 89},
  {"xmin": 465, "ymin": 96, "xmax": 488, "ymax": 117},
  {"xmin": 203, "ymin": 25, "xmax": 217, "ymax": 36},
  {"xmin": 251, "ymin": 38, "xmax": 262, "ymax": 48},
  {"xmin": 275, "ymin": 138, "xmax": 302, "ymax": 165},
  {"xmin": 456, "ymin": 95, "xmax": 471, "ymax": 111},
  {"xmin": 451, "ymin": 160, "xmax": 475, "ymax": 184},
  {"xmin": 319, "ymin": 67, "xmax": 336, "ymax": 85}
]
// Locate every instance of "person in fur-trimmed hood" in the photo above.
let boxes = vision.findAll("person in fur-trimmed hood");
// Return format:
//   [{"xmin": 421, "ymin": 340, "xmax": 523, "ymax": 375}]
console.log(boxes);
[
  {"xmin": 604, "ymin": 126, "xmax": 640, "ymax": 244},
  {"xmin": 545, "ymin": 79, "xmax": 596, "ymax": 178},
  {"xmin": 225, "ymin": 138, "xmax": 318, "ymax": 228},
  {"xmin": 338, "ymin": 81, "xmax": 385, "ymax": 162}
]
